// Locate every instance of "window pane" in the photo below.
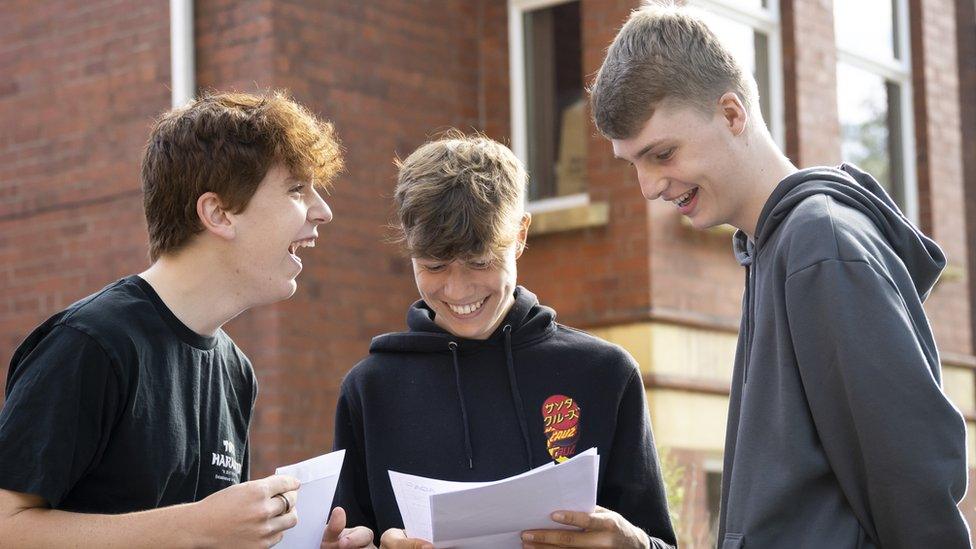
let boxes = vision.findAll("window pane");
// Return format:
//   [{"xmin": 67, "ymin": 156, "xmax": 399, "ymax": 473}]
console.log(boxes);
[
  {"xmin": 834, "ymin": 0, "xmax": 899, "ymax": 61},
  {"xmin": 523, "ymin": 1, "xmax": 585, "ymax": 201},
  {"xmin": 837, "ymin": 62, "xmax": 905, "ymax": 207},
  {"xmin": 697, "ymin": 11, "xmax": 773, "ymax": 130}
]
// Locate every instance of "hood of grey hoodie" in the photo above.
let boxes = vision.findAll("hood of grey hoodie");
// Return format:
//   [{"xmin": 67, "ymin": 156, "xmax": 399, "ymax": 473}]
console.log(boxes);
[{"xmin": 732, "ymin": 163, "xmax": 945, "ymax": 298}]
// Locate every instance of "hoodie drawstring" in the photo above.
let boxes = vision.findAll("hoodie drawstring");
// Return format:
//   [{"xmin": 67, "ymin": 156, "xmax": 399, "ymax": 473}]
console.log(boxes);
[
  {"xmin": 503, "ymin": 325, "xmax": 534, "ymax": 468},
  {"xmin": 448, "ymin": 341, "xmax": 474, "ymax": 469}
]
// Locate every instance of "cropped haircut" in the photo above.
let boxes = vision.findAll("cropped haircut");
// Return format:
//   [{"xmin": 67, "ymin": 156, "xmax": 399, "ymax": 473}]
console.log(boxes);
[
  {"xmin": 141, "ymin": 90, "xmax": 343, "ymax": 261},
  {"xmin": 394, "ymin": 131, "xmax": 527, "ymax": 263},
  {"xmin": 590, "ymin": 2, "xmax": 758, "ymax": 139}
]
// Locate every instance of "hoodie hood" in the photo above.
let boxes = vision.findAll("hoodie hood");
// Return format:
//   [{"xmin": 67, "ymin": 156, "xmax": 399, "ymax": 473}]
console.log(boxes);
[
  {"xmin": 733, "ymin": 163, "xmax": 946, "ymax": 298},
  {"xmin": 368, "ymin": 286, "xmax": 556, "ymax": 470},
  {"xmin": 369, "ymin": 286, "xmax": 557, "ymax": 353}
]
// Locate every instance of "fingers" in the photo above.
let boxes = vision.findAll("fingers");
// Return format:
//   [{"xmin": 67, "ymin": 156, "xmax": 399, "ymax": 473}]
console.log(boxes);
[
  {"xmin": 521, "ymin": 511, "xmax": 616, "ymax": 548},
  {"xmin": 336, "ymin": 526, "xmax": 375, "ymax": 548},
  {"xmin": 379, "ymin": 528, "xmax": 433, "ymax": 549},
  {"xmin": 548, "ymin": 510, "xmax": 613, "ymax": 531},
  {"xmin": 323, "ymin": 507, "xmax": 348, "ymax": 543},
  {"xmin": 521, "ymin": 530, "xmax": 609, "ymax": 548},
  {"xmin": 266, "ymin": 506, "xmax": 299, "ymax": 538},
  {"xmin": 262, "ymin": 474, "xmax": 302, "ymax": 495}
]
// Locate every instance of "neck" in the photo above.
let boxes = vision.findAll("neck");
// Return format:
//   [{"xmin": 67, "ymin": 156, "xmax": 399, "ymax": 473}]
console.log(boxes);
[
  {"xmin": 139, "ymin": 248, "xmax": 249, "ymax": 336},
  {"xmin": 732, "ymin": 129, "xmax": 797, "ymax": 239}
]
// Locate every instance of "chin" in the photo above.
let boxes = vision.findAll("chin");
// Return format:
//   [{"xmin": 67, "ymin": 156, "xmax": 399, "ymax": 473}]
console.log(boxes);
[{"xmin": 265, "ymin": 280, "xmax": 298, "ymax": 304}]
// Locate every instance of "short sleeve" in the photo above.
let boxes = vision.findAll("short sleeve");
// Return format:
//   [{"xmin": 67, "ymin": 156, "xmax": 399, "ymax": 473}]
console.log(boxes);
[{"xmin": 0, "ymin": 325, "xmax": 122, "ymax": 506}]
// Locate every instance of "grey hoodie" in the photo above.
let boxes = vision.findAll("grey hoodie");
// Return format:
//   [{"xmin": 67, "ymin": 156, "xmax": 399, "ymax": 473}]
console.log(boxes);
[{"xmin": 717, "ymin": 164, "xmax": 970, "ymax": 548}]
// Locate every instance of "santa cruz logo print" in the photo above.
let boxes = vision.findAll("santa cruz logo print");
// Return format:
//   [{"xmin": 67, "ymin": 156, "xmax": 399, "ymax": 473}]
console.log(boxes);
[{"xmin": 542, "ymin": 394, "xmax": 581, "ymax": 463}]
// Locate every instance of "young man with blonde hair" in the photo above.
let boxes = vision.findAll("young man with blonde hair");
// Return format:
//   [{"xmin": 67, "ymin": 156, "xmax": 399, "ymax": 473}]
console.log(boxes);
[
  {"xmin": 332, "ymin": 132, "xmax": 676, "ymax": 549},
  {"xmin": 591, "ymin": 4, "xmax": 970, "ymax": 547},
  {"xmin": 0, "ymin": 91, "xmax": 370, "ymax": 548}
]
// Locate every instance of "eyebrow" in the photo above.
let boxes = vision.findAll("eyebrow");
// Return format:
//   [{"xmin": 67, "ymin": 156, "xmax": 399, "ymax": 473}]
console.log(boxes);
[{"xmin": 616, "ymin": 138, "xmax": 668, "ymax": 162}]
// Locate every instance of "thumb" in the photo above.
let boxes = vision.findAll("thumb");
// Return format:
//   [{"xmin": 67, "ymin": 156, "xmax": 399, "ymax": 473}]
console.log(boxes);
[{"xmin": 323, "ymin": 507, "xmax": 347, "ymax": 543}]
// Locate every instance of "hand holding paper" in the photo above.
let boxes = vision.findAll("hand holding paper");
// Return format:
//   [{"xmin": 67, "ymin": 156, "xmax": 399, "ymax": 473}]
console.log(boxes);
[
  {"xmin": 389, "ymin": 448, "xmax": 599, "ymax": 548},
  {"xmin": 273, "ymin": 450, "xmax": 346, "ymax": 549},
  {"xmin": 521, "ymin": 506, "xmax": 651, "ymax": 549}
]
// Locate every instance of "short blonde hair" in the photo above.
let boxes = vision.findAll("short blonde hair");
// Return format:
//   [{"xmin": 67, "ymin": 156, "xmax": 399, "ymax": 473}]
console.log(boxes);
[
  {"xmin": 394, "ymin": 131, "xmax": 526, "ymax": 262},
  {"xmin": 589, "ymin": 3, "xmax": 759, "ymax": 139}
]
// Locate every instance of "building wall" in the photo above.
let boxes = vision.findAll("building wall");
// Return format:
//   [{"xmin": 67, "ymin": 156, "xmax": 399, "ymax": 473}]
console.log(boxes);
[{"xmin": 0, "ymin": 1, "xmax": 170, "ymax": 378}]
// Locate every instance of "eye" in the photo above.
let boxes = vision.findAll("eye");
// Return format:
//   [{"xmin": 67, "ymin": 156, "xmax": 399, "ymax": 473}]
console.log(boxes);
[
  {"xmin": 656, "ymin": 147, "xmax": 675, "ymax": 161},
  {"xmin": 467, "ymin": 260, "xmax": 492, "ymax": 270},
  {"xmin": 289, "ymin": 184, "xmax": 305, "ymax": 194},
  {"xmin": 423, "ymin": 263, "xmax": 447, "ymax": 273}
]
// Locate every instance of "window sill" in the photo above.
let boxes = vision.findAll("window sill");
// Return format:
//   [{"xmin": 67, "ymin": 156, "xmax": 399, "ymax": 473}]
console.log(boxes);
[{"xmin": 528, "ymin": 201, "xmax": 609, "ymax": 236}]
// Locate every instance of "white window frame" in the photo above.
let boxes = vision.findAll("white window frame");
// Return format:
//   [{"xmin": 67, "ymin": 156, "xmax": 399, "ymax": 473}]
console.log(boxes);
[
  {"xmin": 687, "ymin": 0, "xmax": 785, "ymax": 148},
  {"xmin": 508, "ymin": 0, "xmax": 589, "ymax": 213},
  {"xmin": 834, "ymin": 0, "xmax": 917, "ymax": 221}
]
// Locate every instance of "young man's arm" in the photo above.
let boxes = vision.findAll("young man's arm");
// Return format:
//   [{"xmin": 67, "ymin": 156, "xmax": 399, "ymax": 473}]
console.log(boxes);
[
  {"xmin": 0, "ymin": 475, "xmax": 299, "ymax": 548},
  {"xmin": 522, "ymin": 365, "xmax": 677, "ymax": 549},
  {"xmin": 786, "ymin": 259, "xmax": 970, "ymax": 548}
]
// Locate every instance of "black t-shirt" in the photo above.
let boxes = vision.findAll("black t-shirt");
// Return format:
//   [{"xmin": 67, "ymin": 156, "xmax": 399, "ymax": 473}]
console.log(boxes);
[{"xmin": 0, "ymin": 276, "xmax": 256, "ymax": 513}]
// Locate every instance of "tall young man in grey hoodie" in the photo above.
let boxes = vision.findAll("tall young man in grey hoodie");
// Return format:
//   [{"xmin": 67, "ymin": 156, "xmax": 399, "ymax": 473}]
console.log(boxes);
[{"xmin": 590, "ymin": 5, "xmax": 970, "ymax": 548}]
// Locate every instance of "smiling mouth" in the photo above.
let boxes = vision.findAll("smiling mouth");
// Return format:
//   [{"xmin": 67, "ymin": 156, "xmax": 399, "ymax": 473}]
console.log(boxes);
[
  {"xmin": 446, "ymin": 297, "xmax": 488, "ymax": 316},
  {"xmin": 289, "ymin": 238, "xmax": 315, "ymax": 257},
  {"xmin": 673, "ymin": 187, "xmax": 698, "ymax": 208}
]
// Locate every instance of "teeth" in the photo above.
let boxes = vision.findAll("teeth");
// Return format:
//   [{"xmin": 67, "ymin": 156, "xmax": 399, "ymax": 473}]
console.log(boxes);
[
  {"xmin": 289, "ymin": 239, "xmax": 315, "ymax": 256},
  {"xmin": 449, "ymin": 298, "xmax": 486, "ymax": 316},
  {"xmin": 674, "ymin": 188, "xmax": 696, "ymax": 208}
]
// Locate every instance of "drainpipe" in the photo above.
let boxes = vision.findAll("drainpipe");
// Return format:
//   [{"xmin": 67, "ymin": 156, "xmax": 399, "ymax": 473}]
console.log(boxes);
[{"xmin": 170, "ymin": 0, "xmax": 195, "ymax": 107}]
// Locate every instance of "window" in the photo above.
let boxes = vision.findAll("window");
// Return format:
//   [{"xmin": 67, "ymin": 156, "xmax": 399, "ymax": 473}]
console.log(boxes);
[
  {"xmin": 688, "ymin": 0, "xmax": 784, "ymax": 147},
  {"xmin": 509, "ymin": 0, "xmax": 587, "ymax": 206},
  {"xmin": 834, "ymin": 0, "xmax": 916, "ymax": 218}
]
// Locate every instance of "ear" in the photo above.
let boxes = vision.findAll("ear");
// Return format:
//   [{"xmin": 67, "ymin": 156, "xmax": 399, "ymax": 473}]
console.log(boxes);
[
  {"xmin": 196, "ymin": 192, "xmax": 236, "ymax": 241},
  {"xmin": 515, "ymin": 213, "xmax": 532, "ymax": 259},
  {"xmin": 718, "ymin": 92, "xmax": 748, "ymax": 137}
]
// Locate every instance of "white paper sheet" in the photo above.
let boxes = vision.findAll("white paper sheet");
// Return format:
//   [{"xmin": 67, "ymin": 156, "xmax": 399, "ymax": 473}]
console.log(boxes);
[
  {"xmin": 389, "ymin": 448, "xmax": 599, "ymax": 548},
  {"xmin": 274, "ymin": 449, "xmax": 346, "ymax": 549}
]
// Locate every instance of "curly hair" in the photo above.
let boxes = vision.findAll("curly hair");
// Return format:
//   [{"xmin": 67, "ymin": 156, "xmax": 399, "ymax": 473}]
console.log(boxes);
[{"xmin": 141, "ymin": 90, "xmax": 343, "ymax": 261}]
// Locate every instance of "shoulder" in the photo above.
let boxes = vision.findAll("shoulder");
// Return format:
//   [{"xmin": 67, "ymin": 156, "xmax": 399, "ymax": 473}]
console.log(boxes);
[
  {"xmin": 774, "ymin": 194, "xmax": 886, "ymax": 274},
  {"xmin": 339, "ymin": 352, "xmax": 397, "ymax": 395},
  {"xmin": 550, "ymin": 324, "xmax": 640, "ymax": 374},
  {"xmin": 10, "ymin": 280, "xmax": 136, "ymax": 373},
  {"xmin": 57, "ymin": 278, "xmax": 157, "ymax": 348}
]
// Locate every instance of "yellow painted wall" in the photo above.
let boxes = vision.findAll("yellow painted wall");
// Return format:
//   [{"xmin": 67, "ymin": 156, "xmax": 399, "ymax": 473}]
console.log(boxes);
[{"xmin": 592, "ymin": 321, "xmax": 976, "ymax": 463}]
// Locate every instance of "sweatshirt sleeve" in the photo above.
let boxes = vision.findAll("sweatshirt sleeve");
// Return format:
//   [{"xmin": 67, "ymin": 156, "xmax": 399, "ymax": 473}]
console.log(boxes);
[
  {"xmin": 599, "ymin": 366, "xmax": 677, "ymax": 548},
  {"xmin": 785, "ymin": 258, "xmax": 970, "ymax": 548},
  {"xmin": 331, "ymin": 377, "xmax": 379, "ymax": 539}
]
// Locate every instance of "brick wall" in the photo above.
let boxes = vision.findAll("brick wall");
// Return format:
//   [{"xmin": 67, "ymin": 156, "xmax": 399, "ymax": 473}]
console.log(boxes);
[
  {"xmin": 955, "ymin": 0, "xmax": 976, "ymax": 357},
  {"xmin": 912, "ymin": 0, "xmax": 973, "ymax": 356},
  {"xmin": 0, "ymin": 1, "xmax": 169, "ymax": 378}
]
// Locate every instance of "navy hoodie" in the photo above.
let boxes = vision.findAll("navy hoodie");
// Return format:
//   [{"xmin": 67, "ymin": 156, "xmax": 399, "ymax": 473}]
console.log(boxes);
[
  {"xmin": 717, "ymin": 164, "xmax": 970, "ymax": 548},
  {"xmin": 332, "ymin": 287, "xmax": 676, "ymax": 547}
]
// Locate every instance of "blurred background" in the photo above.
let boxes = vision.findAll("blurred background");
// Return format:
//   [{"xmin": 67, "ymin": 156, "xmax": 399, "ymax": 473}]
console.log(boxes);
[{"xmin": 2, "ymin": 0, "xmax": 975, "ymax": 546}]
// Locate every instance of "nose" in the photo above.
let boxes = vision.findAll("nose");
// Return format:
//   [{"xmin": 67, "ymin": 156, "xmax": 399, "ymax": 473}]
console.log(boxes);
[
  {"xmin": 636, "ymin": 167, "xmax": 668, "ymax": 201},
  {"xmin": 308, "ymin": 188, "xmax": 333, "ymax": 225},
  {"xmin": 442, "ymin": 264, "xmax": 471, "ymax": 301}
]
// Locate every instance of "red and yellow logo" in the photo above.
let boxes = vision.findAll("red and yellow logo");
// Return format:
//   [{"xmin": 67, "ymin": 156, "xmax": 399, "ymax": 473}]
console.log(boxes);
[{"xmin": 542, "ymin": 395, "xmax": 581, "ymax": 463}]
